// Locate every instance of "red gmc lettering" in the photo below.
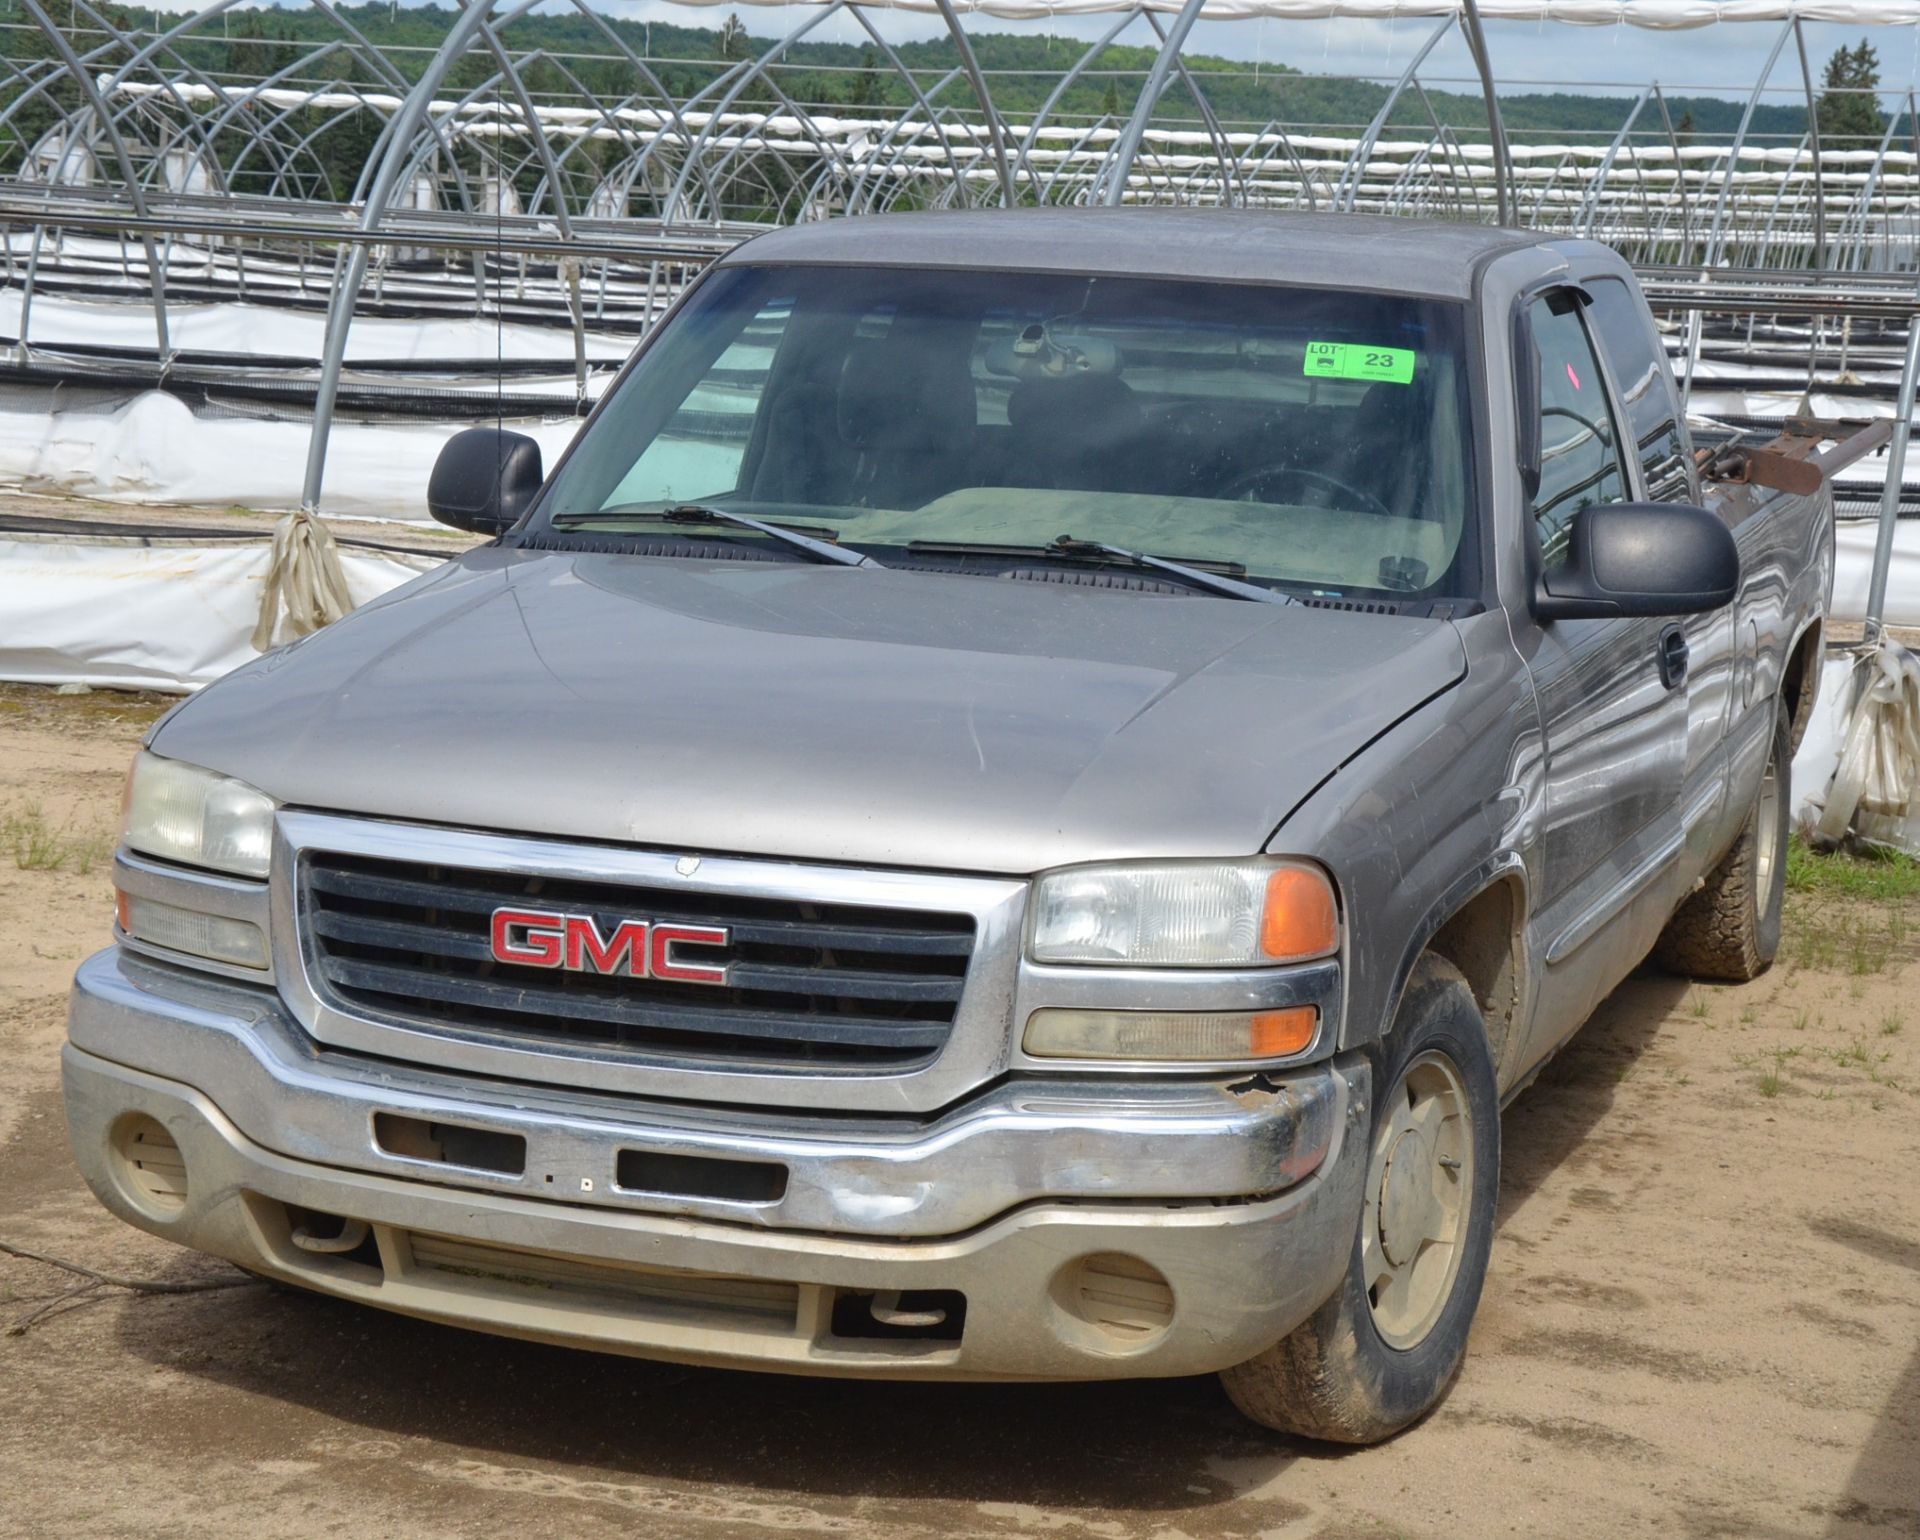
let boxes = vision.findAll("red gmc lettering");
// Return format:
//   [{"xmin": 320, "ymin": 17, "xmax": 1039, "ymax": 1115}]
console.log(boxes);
[
  {"xmin": 564, "ymin": 915, "xmax": 649, "ymax": 975},
  {"xmin": 490, "ymin": 908, "xmax": 567, "ymax": 969},
  {"xmin": 490, "ymin": 907, "xmax": 729, "ymax": 985},
  {"xmin": 650, "ymin": 924, "xmax": 730, "ymax": 984}
]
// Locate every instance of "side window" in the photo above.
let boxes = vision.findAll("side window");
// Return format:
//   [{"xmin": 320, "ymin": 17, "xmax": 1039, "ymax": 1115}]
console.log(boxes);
[
  {"xmin": 603, "ymin": 296, "xmax": 794, "ymax": 508},
  {"xmin": 1528, "ymin": 293, "xmax": 1627, "ymax": 572},
  {"xmin": 1586, "ymin": 277, "xmax": 1695, "ymax": 504}
]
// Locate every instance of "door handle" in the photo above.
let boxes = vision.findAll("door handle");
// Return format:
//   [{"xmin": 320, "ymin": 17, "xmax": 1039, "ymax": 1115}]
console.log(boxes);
[{"xmin": 1658, "ymin": 624, "xmax": 1689, "ymax": 691}]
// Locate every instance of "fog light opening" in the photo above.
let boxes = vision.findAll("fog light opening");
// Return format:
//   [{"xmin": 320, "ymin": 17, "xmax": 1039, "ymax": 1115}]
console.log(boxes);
[
  {"xmin": 1050, "ymin": 1253, "xmax": 1175, "ymax": 1352},
  {"xmin": 108, "ymin": 1112, "xmax": 189, "ymax": 1217}
]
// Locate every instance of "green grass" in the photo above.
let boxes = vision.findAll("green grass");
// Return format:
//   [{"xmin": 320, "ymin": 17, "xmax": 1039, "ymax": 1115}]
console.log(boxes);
[
  {"xmin": 1786, "ymin": 837, "xmax": 1920, "ymax": 903},
  {"xmin": 2, "ymin": 805, "xmax": 112, "ymax": 875},
  {"xmin": 1784, "ymin": 837, "xmax": 1916, "ymax": 976}
]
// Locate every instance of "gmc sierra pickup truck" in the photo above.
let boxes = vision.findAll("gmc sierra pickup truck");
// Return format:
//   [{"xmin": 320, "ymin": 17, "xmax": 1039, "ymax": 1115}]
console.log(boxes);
[{"xmin": 69, "ymin": 211, "xmax": 1841, "ymax": 1443}]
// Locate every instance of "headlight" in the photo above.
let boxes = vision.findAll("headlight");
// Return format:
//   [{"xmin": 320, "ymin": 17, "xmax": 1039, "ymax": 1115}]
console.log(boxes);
[
  {"xmin": 122, "ymin": 751, "xmax": 276, "ymax": 879},
  {"xmin": 1029, "ymin": 858, "xmax": 1337, "ymax": 967}
]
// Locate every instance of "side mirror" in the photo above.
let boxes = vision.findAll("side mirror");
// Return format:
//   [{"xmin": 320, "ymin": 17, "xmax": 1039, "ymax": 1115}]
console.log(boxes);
[
  {"xmin": 427, "ymin": 427, "xmax": 542, "ymax": 534},
  {"xmin": 1534, "ymin": 502, "xmax": 1739, "ymax": 621}
]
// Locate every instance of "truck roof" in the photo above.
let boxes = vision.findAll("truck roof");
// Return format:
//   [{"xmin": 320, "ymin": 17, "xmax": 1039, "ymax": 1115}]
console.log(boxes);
[{"xmin": 719, "ymin": 209, "xmax": 1539, "ymax": 301}]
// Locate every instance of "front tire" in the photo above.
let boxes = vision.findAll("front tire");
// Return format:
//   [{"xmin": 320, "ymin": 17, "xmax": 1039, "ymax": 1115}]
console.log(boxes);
[
  {"xmin": 1654, "ymin": 701, "xmax": 1790, "ymax": 983},
  {"xmin": 1219, "ymin": 955, "xmax": 1500, "ymax": 1444}
]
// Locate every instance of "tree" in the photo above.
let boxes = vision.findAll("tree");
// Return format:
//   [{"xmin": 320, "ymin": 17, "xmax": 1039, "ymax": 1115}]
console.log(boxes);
[
  {"xmin": 1816, "ymin": 37, "xmax": 1885, "ymax": 152},
  {"xmin": 227, "ymin": 15, "xmax": 294, "ymax": 82},
  {"xmin": 717, "ymin": 12, "xmax": 750, "ymax": 64},
  {"xmin": 846, "ymin": 45, "xmax": 882, "ymax": 110},
  {"xmin": 1673, "ymin": 109, "xmax": 1693, "ymax": 149},
  {"xmin": 1100, "ymin": 79, "xmax": 1121, "ymax": 119}
]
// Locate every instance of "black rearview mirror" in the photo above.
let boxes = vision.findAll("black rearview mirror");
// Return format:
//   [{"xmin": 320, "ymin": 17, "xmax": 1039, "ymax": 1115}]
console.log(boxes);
[
  {"xmin": 1533, "ymin": 502, "xmax": 1740, "ymax": 622},
  {"xmin": 427, "ymin": 427, "xmax": 543, "ymax": 535}
]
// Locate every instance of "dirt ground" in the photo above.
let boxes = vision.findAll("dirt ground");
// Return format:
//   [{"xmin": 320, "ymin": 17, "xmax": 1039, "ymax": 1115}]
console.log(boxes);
[{"xmin": 2, "ymin": 680, "xmax": 1917, "ymax": 1540}]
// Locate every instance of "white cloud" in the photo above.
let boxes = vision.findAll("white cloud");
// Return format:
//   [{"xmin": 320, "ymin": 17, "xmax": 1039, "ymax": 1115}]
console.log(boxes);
[{"xmin": 277, "ymin": 1, "xmax": 1920, "ymax": 103}]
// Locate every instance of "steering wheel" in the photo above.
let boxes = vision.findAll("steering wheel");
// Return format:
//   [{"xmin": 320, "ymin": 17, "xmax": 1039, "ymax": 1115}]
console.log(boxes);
[{"xmin": 1220, "ymin": 463, "xmax": 1394, "ymax": 519}]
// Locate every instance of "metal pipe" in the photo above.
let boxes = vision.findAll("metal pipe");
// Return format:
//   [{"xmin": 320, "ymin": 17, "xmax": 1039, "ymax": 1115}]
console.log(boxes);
[
  {"xmin": 1143, "ymin": 8, "xmax": 1241, "ymax": 205},
  {"xmin": 931, "ymin": 0, "xmax": 1014, "ymax": 206},
  {"xmin": 1011, "ymin": 11, "xmax": 1139, "ymax": 192},
  {"xmin": 300, "ymin": 0, "xmax": 504, "ymax": 515},
  {"xmin": 17, "ymin": 0, "xmax": 171, "ymax": 360},
  {"xmin": 661, "ymin": 3, "xmax": 847, "ymax": 224},
  {"xmin": 469, "ymin": 31, "xmax": 587, "ymax": 401},
  {"xmin": 1457, "ymin": 0, "xmax": 1511, "ymax": 225},
  {"xmin": 1100, "ymin": 0, "xmax": 1207, "ymax": 207},
  {"xmin": 1866, "ymin": 318, "xmax": 1920, "ymax": 639},
  {"xmin": 1704, "ymin": 18, "xmax": 1794, "ymax": 270},
  {"xmin": 1336, "ymin": 16, "xmax": 1454, "ymax": 214}
]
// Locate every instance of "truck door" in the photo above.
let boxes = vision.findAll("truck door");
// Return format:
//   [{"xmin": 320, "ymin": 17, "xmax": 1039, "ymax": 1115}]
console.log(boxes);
[
  {"xmin": 1511, "ymin": 287, "xmax": 1691, "ymax": 1077},
  {"xmin": 1581, "ymin": 274, "xmax": 1734, "ymax": 879}
]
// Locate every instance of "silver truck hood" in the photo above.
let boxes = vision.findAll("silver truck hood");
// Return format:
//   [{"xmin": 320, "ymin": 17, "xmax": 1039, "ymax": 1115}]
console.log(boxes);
[{"xmin": 153, "ymin": 550, "xmax": 1467, "ymax": 874}]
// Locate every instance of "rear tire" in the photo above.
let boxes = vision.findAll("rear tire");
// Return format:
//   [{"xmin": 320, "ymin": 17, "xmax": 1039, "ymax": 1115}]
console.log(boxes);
[
  {"xmin": 1219, "ymin": 955, "xmax": 1499, "ymax": 1444},
  {"xmin": 1654, "ymin": 701, "xmax": 1790, "ymax": 983}
]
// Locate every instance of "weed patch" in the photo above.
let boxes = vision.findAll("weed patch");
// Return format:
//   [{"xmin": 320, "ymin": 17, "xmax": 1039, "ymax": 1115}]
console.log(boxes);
[{"xmin": 2, "ymin": 805, "xmax": 112, "ymax": 875}]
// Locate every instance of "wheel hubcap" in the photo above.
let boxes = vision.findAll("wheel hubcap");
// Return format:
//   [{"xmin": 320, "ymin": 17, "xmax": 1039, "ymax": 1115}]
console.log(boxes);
[{"xmin": 1362, "ymin": 1050, "xmax": 1474, "ymax": 1350}]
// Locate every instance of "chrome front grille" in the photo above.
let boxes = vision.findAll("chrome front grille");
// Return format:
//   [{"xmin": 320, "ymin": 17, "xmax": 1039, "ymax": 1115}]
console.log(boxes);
[{"xmin": 300, "ymin": 851, "xmax": 977, "ymax": 1071}]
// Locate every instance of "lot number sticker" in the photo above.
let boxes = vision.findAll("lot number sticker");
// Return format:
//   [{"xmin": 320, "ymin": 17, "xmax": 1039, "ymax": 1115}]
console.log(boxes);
[{"xmin": 1304, "ymin": 341, "xmax": 1416, "ymax": 385}]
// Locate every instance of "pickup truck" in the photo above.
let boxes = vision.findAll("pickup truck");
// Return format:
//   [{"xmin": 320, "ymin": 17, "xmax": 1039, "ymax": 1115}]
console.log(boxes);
[{"xmin": 67, "ymin": 210, "xmax": 1838, "ymax": 1444}]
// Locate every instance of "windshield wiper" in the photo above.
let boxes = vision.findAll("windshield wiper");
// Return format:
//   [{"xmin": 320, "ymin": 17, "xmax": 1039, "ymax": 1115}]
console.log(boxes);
[
  {"xmin": 553, "ymin": 504, "xmax": 883, "ymax": 570},
  {"xmin": 907, "ymin": 535, "xmax": 1291, "ymax": 605}
]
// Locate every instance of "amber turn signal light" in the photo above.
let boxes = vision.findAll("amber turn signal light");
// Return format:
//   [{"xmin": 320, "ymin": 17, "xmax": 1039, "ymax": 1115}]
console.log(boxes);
[
  {"xmin": 1247, "ymin": 1005, "xmax": 1319, "ymax": 1058},
  {"xmin": 1260, "ymin": 864, "xmax": 1339, "ymax": 962}
]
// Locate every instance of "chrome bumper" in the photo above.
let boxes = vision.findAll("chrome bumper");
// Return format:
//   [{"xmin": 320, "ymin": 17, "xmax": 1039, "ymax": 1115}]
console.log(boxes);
[{"xmin": 66, "ymin": 948, "xmax": 1369, "ymax": 1381}]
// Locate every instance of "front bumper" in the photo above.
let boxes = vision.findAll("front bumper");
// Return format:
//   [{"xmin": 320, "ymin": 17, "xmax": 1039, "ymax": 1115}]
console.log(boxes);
[{"xmin": 65, "ymin": 948, "xmax": 1369, "ymax": 1381}]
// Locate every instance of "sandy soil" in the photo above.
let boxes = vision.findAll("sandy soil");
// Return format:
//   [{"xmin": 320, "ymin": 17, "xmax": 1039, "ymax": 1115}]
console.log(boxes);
[{"xmin": 1, "ymin": 680, "xmax": 1917, "ymax": 1540}]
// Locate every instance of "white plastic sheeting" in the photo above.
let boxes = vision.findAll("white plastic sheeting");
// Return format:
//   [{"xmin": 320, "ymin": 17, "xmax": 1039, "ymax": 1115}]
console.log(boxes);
[
  {"xmin": 1804, "ymin": 640, "xmax": 1920, "ymax": 851},
  {"xmin": 0, "ymin": 282, "xmax": 632, "ymax": 364},
  {"xmin": 0, "ymin": 388, "xmax": 584, "ymax": 519},
  {"xmin": 1834, "ymin": 522, "xmax": 1920, "ymax": 629},
  {"xmin": 1791, "ymin": 653, "xmax": 1852, "ymax": 825},
  {"xmin": 0, "ymin": 535, "xmax": 442, "ymax": 691}
]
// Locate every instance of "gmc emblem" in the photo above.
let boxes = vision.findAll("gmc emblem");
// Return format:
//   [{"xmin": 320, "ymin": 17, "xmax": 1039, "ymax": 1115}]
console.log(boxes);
[{"xmin": 489, "ymin": 907, "xmax": 730, "ymax": 986}]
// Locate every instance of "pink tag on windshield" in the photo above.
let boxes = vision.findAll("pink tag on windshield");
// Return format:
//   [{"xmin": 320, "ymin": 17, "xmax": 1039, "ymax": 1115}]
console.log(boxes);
[{"xmin": 1567, "ymin": 362, "xmax": 1582, "ymax": 391}]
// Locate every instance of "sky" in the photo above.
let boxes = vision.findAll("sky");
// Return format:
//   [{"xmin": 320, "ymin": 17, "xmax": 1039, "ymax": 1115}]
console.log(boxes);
[
  {"xmin": 574, "ymin": 2, "xmax": 1920, "ymax": 103},
  {"xmin": 217, "ymin": 0, "xmax": 1920, "ymax": 104}
]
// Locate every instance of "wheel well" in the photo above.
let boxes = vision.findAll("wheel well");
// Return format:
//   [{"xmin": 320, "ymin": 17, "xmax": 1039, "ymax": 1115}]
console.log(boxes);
[
  {"xmin": 1782, "ymin": 621, "xmax": 1822, "ymax": 755},
  {"xmin": 1423, "ymin": 877, "xmax": 1523, "ymax": 1074}
]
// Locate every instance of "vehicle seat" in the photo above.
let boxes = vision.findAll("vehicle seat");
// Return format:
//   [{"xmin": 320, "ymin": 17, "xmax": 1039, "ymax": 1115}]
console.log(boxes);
[
  {"xmin": 835, "ymin": 326, "xmax": 978, "ymax": 509},
  {"xmin": 1004, "ymin": 373, "xmax": 1146, "ymax": 493},
  {"xmin": 1333, "ymin": 383, "xmax": 1427, "ymax": 518},
  {"xmin": 749, "ymin": 354, "xmax": 855, "ymax": 506}
]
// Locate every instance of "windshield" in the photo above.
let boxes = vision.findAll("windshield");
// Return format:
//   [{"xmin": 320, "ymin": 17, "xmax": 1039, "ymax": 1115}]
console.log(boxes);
[{"xmin": 535, "ymin": 263, "xmax": 1479, "ymax": 601}]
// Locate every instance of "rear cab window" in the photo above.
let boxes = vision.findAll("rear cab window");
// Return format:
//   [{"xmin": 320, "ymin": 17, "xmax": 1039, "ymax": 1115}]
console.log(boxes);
[
  {"xmin": 1526, "ymin": 292, "xmax": 1630, "ymax": 572},
  {"xmin": 1583, "ymin": 278, "xmax": 1696, "ymax": 505}
]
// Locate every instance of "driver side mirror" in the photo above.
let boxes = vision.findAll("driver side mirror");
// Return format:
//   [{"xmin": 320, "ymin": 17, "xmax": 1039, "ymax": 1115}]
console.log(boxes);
[
  {"xmin": 1533, "ymin": 502, "xmax": 1739, "ymax": 622},
  {"xmin": 427, "ymin": 427, "xmax": 543, "ymax": 535}
]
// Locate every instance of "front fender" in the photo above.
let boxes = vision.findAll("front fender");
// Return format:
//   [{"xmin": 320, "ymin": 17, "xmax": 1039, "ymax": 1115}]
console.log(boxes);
[{"xmin": 1269, "ymin": 613, "xmax": 1540, "ymax": 1073}]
